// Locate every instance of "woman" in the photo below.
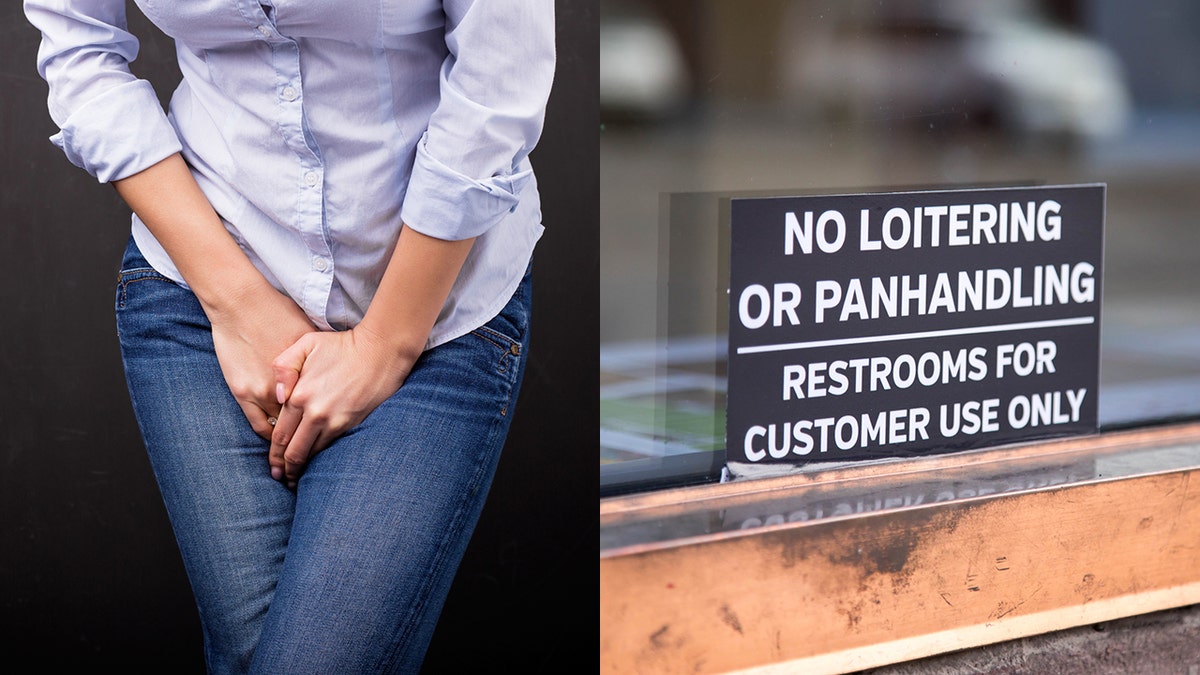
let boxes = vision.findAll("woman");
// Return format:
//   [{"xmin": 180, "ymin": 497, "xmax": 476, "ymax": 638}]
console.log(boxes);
[{"xmin": 24, "ymin": 1, "xmax": 554, "ymax": 672}]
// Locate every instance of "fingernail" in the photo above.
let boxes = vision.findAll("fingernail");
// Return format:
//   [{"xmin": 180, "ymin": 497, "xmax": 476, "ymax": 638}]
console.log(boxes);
[
  {"xmin": 271, "ymin": 466, "xmax": 282, "ymax": 481},
  {"xmin": 276, "ymin": 382, "xmax": 286, "ymax": 405}
]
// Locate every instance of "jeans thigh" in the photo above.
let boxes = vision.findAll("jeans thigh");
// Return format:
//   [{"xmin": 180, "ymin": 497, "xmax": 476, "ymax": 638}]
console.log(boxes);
[
  {"xmin": 252, "ymin": 266, "xmax": 533, "ymax": 674},
  {"xmin": 116, "ymin": 238, "xmax": 295, "ymax": 674}
]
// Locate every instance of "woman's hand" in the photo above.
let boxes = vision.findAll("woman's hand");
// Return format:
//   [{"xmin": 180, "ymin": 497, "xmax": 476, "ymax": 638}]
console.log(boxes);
[
  {"xmin": 207, "ymin": 287, "xmax": 316, "ymax": 441},
  {"xmin": 267, "ymin": 325, "xmax": 419, "ymax": 488},
  {"xmin": 266, "ymin": 223, "xmax": 475, "ymax": 488},
  {"xmin": 112, "ymin": 154, "xmax": 319, "ymax": 440}
]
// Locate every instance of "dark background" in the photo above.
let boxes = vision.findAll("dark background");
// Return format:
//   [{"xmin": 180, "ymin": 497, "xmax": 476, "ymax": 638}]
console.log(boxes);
[{"xmin": 1, "ymin": 1, "xmax": 596, "ymax": 671}]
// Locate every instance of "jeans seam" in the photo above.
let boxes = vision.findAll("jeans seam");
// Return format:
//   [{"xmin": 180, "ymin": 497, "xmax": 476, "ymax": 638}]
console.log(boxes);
[
  {"xmin": 470, "ymin": 324, "xmax": 519, "ymax": 349},
  {"xmin": 117, "ymin": 265, "xmax": 169, "ymax": 281},
  {"xmin": 470, "ymin": 326, "xmax": 522, "ymax": 374},
  {"xmin": 381, "ymin": 383, "xmax": 512, "ymax": 671},
  {"xmin": 116, "ymin": 267, "xmax": 174, "ymax": 309}
]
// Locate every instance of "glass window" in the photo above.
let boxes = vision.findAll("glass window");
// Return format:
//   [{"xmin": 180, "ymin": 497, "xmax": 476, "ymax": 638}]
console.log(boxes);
[{"xmin": 600, "ymin": 0, "xmax": 1200, "ymax": 496}]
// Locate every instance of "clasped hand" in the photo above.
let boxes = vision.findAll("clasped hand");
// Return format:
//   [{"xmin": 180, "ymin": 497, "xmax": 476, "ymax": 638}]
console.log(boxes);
[
  {"xmin": 268, "ymin": 326, "xmax": 415, "ymax": 489},
  {"xmin": 211, "ymin": 292, "xmax": 414, "ymax": 490}
]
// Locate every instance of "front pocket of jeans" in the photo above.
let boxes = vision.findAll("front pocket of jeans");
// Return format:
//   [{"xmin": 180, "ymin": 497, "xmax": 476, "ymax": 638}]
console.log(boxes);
[
  {"xmin": 115, "ymin": 266, "xmax": 173, "ymax": 310},
  {"xmin": 470, "ymin": 325, "xmax": 522, "ymax": 375}
]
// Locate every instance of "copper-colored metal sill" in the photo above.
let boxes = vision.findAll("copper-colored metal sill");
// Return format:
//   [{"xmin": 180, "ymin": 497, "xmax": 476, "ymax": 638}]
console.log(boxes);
[{"xmin": 600, "ymin": 422, "xmax": 1200, "ymax": 674}]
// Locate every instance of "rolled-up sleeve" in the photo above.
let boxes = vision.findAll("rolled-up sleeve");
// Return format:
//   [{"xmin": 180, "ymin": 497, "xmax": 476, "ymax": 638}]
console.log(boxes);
[
  {"xmin": 25, "ymin": 0, "xmax": 182, "ymax": 183},
  {"xmin": 400, "ymin": 0, "xmax": 556, "ymax": 241}
]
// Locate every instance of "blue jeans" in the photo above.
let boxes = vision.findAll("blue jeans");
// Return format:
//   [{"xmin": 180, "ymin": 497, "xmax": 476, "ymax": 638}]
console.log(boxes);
[{"xmin": 115, "ymin": 237, "xmax": 530, "ymax": 674}]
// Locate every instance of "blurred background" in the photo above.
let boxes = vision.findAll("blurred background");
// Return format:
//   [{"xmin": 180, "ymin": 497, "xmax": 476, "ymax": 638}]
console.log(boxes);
[{"xmin": 600, "ymin": 0, "xmax": 1200, "ymax": 494}]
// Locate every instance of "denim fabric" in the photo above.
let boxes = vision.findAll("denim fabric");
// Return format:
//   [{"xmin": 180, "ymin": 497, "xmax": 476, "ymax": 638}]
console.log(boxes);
[{"xmin": 115, "ymin": 237, "xmax": 530, "ymax": 674}]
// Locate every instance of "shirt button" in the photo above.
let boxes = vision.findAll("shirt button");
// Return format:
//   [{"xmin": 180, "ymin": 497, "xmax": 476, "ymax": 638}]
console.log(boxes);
[
  {"xmin": 257, "ymin": 25, "xmax": 271, "ymax": 37},
  {"xmin": 282, "ymin": 86, "xmax": 298, "ymax": 102},
  {"xmin": 304, "ymin": 171, "xmax": 319, "ymax": 187},
  {"xmin": 312, "ymin": 257, "xmax": 330, "ymax": 272}
]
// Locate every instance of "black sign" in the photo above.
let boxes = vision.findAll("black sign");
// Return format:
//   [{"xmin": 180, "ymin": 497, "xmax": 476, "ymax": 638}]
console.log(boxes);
[{"xmin": 727, "ymin": 185, "xmax": 1104, "ymax": 466}]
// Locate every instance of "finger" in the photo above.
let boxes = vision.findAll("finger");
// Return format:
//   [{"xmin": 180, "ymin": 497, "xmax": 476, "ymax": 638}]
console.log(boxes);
[
  {"xmin": 237, "ymin": 398, "xmax": 279, "ymax": 441},
  {"xmin": 282, "ymin": 418, "xmax": 324, "ymax": 485},
  {"xmin": 273, "ymin": 335, "xmax": 314, "ymax": 405},
  {"xmin": 287, "ymin": 428, "xmax": 340, "ymax": 490},
  {"xmin": 268, "ymin": 404, "xmax": 303, "ymax": 482}
]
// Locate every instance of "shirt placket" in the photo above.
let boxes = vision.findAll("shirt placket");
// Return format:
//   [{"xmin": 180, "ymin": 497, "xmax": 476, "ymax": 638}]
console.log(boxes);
[{"xmin": 253, "ymin": 12, "xmax": 336, "ymax": 330}]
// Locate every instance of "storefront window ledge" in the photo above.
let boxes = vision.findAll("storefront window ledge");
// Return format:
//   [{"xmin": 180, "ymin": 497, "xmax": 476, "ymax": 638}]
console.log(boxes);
[{"xmin": 600, "ymin": 422, "xmax": 1200, "ymax": 674}]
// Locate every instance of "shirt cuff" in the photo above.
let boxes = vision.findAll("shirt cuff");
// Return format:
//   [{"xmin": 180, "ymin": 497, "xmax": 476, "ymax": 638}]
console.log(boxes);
[
  {"xmin": 50, "ymin": 79, "xmax": 182, "ymax": 184},
  {"xmin": 400, "ymin": 132, "xmax": 532, "ymax": 241}
]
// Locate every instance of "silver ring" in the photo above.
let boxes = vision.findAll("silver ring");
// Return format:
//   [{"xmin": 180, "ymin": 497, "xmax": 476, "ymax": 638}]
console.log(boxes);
[{"xmin": 268, "ymin": 416, "xmax": 278, "ymax": 427}]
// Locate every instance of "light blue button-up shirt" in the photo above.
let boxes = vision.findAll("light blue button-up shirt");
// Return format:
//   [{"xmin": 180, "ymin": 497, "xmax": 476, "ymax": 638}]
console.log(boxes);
[{"xmin": 25, "ymin": 0, "xmax": 554, "ymax": 346}]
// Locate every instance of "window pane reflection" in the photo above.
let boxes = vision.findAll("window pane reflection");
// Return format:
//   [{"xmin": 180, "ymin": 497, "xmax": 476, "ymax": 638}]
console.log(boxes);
[{"xmin": 601, "ymin": 0, "xmax": 1200, "ymax": 494}]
